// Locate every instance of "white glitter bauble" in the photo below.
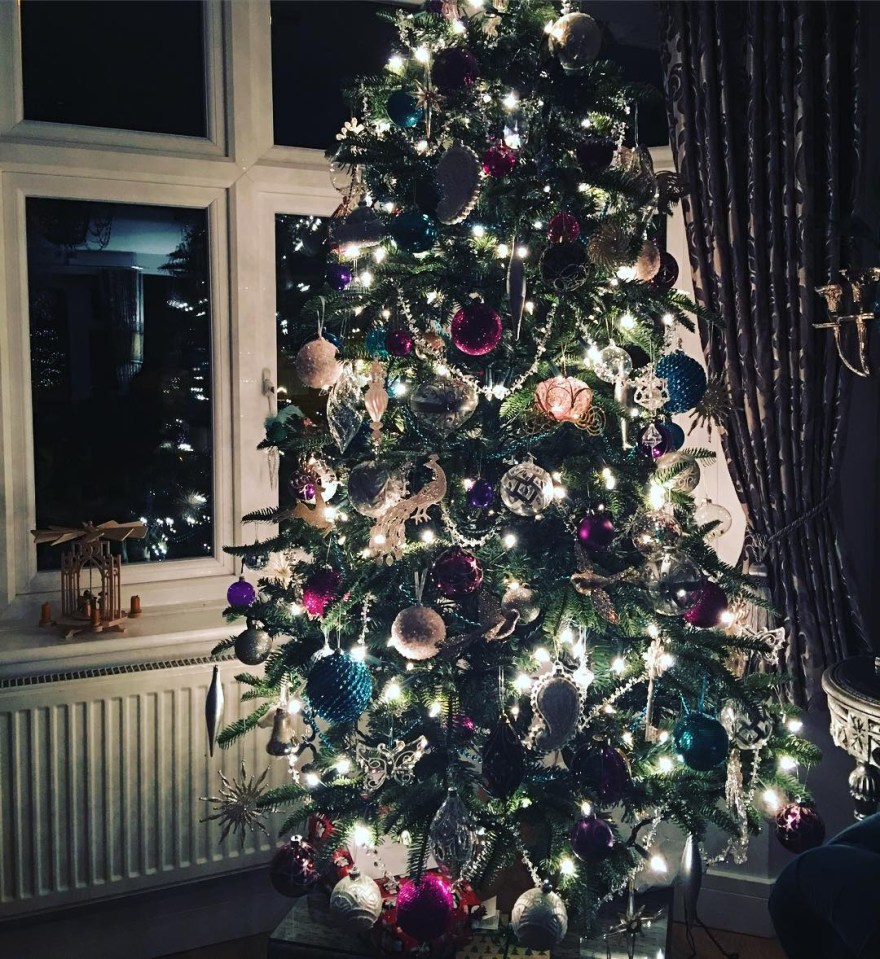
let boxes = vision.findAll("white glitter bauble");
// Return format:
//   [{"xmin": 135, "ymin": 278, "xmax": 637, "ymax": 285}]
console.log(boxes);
[
  {"xmin": 511, "ymin": 885, "xmax": 568, "ymax": 950},
  {"xmin": 655, "ymin": 451, "xmax": 701, "ymax": 493},
  {"xmin": 391, "ymin": 605, "xmax": 446, "ymax": 660},
  {"xmin": 295, "ymin": 337, "xmax": 342, "ymax": 390},
  {"xmin": 500, "ymin": 462, "xmax": 554, "ymax": 517},
  {"xmin": 501, "ymin": 583, "xmax": 540, "ymax": 624},
  {"xmin": 329, "ymin": 868, "xmax": 383, "ymax": 932}
]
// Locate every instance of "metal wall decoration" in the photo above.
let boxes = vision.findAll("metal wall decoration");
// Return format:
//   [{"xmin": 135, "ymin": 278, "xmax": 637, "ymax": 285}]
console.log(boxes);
[{"xmin": 815, "ymin": 268, "xmax": 880, "ymax": 376}]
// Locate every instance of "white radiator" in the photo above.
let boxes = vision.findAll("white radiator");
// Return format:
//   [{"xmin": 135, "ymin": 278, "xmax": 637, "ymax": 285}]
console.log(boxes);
[{"xmin": 0, "ymin": 657, "xmax": 287, "ymax": 918}]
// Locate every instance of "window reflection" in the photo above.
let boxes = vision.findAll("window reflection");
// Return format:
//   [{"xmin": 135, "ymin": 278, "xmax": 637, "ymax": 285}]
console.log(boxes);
[{"xmin": 26, "ymin": 199, "xmax": 214, "ymax": 569}]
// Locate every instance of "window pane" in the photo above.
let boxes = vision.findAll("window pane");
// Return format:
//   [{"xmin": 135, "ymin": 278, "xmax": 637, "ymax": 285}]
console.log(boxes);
[
  {"xmin": 20, "ymin": 1, "xmax": 207, "ymax": 138},
  {"xmin": 271, "ymin": 1, "xmax": 395, "ymax": 149},
  {"xmin": 27, "ymin": 199, "xmax": 214, "ymax": 569}
]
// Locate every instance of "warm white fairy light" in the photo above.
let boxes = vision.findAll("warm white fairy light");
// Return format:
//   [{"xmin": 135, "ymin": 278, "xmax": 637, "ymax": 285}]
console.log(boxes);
[
  {"xmin": 343, "ymin": 244, "xmax": 361, "ymax": 259},
  {"xmin": 305, "ymin": 772, "xmax": 321, "ymax": 788},
  {"xmin": 510, "ymin": 704, "xmax": 520, "ymax": 718},
  {"xmin": 516, "ymin": 245, "xmax": 529, "ymax": 258},
  {"xmin": 650, "ymin": 854, "xmax": 667, "ymax": 873},
  {"xmin": 559, "ymin": 626, "xmax": 575, "ymax": 644},
  {"xmin": 373, "ymin": 247, "xmax": 386, "ymax": 263},
  {"xmin": 496, "ymin": 242, "xmax": 510, "ymax": 258},
  {"xmin": 462, "ymin": 478, "xmax": 475, "ymax": 491},
  {"xmin": 359, "ymin": 270, "xmax": 374, "ymax": 287},
  {"xmin": 787, "ymin": 718, "xmax": 804, "ymax": 734},
  {"xmin": 647, "ymin": 482, "xmax": 667, "ymax": 510},
  {"xmin": 381, "ymin": 308, "xmax": 392, "ymax": 320},
  {"xmin": 763, "ymin": 788, "xmax": 782, "ymax": 812},
  {"xmin": 392, "ymin": 381, "xmax": 408, "ymax": 397},
  {"xmin": 374, "ymin": 533, "xmax": 387, "ymax": 545},
  {"xmin": 720, "ymin": 610, "xmax": 736, "ymax": 626},
  {"xmin": 290, "ymin": 602, "xmax": 303, "ymax": 617},
  {"xmin": 659, "ymin": 652, "xmax": 675, "ymax": 671},
  {"xmin": 502, "ymin": 532, "xmax": 517, "ymax": 549},
  {"xmin": 452, "ymin": 18, "xmax": 466, "ymax": 34},
  {"xmin": 429, "ymin": 701, "xmax": 442, "ymax": 718},
  {"xmin": 503, "ymin": 91, "xmax": 519, "ymax": 111},
  {"xmin": 658, "ymin": 755, "xmax": 675, "ymax": 773},
  {"xmin": 662, "ymin": 312, "xmax": 675, "ymax": 326},
  {"xmin": 472, "ymin": 224, "xmax": 486, "ymax": 238},
  {"xmin": 350, "ymin": 644, "xmax": 366, "ymax": 662},
  {"xmin": 601, "ymin": 467, "xmax": 616, "ymax": 490},
  {"xmin": 622, "ymin": 731, "xmax": 634, "ymax": 746},
  {"xmin": 611, "ymin": 656, "xmax": 626, "ymax": 674},
  {"xmin": 414, "ymin": 45, "xmax": 430, "ymax": 63},
  {"xmin": 580, "ymin": 117, "xmax": 593, "ymax": 129},
  {"xmin": 658, "ymin": 729, "xmax": 670, "ymax": 744},
  {"xmin": 577, "ymin": 182, "xmax": 588, "ymax": 193},
  {"xmin": 287, "ymin": 697, "xmax": 303, "ymax": 715},
  {"xmin": 559, "ymin": 857, "xmax": 577, "ymax": 877},
  {"xmin": 553, "ymin": 486, "xmax": 567, "ymax": 500},
  {"xmin": 384, "ymin": 681, "xmax": 402, "ymax": 702},
  {"xmin": 533, "ymin": 220, "xmax": 544, "ymax": 230},
  {"xmin": 388, "ymin": 54, "xmax": 404, "ymax": 71},
  {"xmin": 534, "ymin": 647, "xmax": 551, "ymax": 664},
  {"xmin": 514, "ymin": 673, "xmax": 532, "ymax": 692},
  {"xmin": 617, "ymin": 265, "xmax": 636, "ymax": 282},
  {"xmin": 619, "ymin": 312, "xmax": 636, "ymax": 330},
  {"xmin": 647, "ymin": 622, "xmax": 660, "ymax": 638},
  {"xmin": 421, "ymin": 529, "xmax": 436, "ymax": 544},
  {"xmin": 779, "ymin": 755, "xmax": 798, "ymax": 772},
  {"xmin": 352, "ymin": 823, "xmax": 371, "ymax": 847},
  {"xmin": 335, "ymin": 757, "xmax": 352, "ymax": 775},
  {"xmin": 323, "ymin": 506, "xmax": 338, "ymax": 522},
  {"xmin": 581, "ymin": 801, "xmax": 593, "ymax": 816},
  {"xmin": 415, "ymin": 139, "xmax": 429, "ymax": 153}
]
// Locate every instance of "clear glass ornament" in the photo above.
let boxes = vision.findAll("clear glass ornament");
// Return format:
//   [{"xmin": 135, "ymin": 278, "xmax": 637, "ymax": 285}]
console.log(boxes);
[
  {"xmin": 429, "ymin": 787, "xmax": 474, "ymax": 880},
  {"xmin": 500, "ymin": 459, "xmax": 554, "ymax": 517},
  {"xmin": 326, "ymin": 362, "xmax": 364, "ymax": 453},
  {"xmin": 694, "ymin": 499, "xmax": 733, "ymax": 541},
  {"xmin": 631, "ymin": 510, "xmax": 682, "ymax": 556},
  {"xmin": 644, "ymin": 553, "xmax": 703, "ymax": 615},
  {"xmin": 593, "ymin": 344, "xmax": 633, "ymax": 383}
]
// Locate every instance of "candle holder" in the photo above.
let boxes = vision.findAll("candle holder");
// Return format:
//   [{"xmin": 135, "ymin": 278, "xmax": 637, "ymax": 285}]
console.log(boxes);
[{"xmin": 815, "ymin": 268, "xmax": 880, "ymax": 377}]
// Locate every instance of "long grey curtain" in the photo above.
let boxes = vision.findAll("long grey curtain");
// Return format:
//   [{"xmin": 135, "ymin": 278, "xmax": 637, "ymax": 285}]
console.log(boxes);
[{"xmin": 658, "ymin": 1, "xmax": 869, "ymax": 704}]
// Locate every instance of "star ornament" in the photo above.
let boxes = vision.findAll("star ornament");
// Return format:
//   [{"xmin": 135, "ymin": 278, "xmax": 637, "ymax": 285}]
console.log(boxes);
[{"xmin": 200, "ymin": 763, "xmax": 272, "ymax": 847}]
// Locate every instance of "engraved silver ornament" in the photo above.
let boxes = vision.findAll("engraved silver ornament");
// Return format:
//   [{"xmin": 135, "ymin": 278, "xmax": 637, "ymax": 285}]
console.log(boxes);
[
  {"xmin": 655, "ymin": 451, "xmax": 701, "ymax": 493},
  {"xmin": 511, "ymin": 883, "xmax": 569, "ymax": 950},
  {"xmin": 329, "ymin": 867, "xmax": 383, "ymax": 931},
  {"xmin": 528, "ymin": 664, "xmax": 583, "ymax": 752},
  {"xmin": 429, "ymin": 787, "xmax": 475, "ymax": 880}
]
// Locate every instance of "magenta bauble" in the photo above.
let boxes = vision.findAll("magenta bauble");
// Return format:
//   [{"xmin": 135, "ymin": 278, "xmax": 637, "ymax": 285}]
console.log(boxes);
[
  {"xmin": 433, "ymin": 547, "xmax": 483, "ymax": 598},
  {"xmin": 385, "ymin": 329, "xmax": 415, "ymax": 357},
  {"xmin": 570, "ymin": 814, "xmax": 615, "ymax": 862},
  {"xmin": 302, "ymin": 568, "xmax": 342, "ymax": 617},
  {"xmin": 451, "ymin": 303, "xmax": 502, "ymax": 356},
  {"xmin": 481, "ymin": 143, "xmax": 517, "ymax": 178},
  {"xmin": 682, "ymin": 581, "xmax": 728, "ymax": 628},
  {"xmin": 396, "ymin": 874, "xmax": 456, "ymax": 942},
  {"xmin": 269, "ymin": 838, "xmax": 319, "ymax": 898},
  {"xmin": 547, "ymin": 212, "xmax": 581, "ymax": 244},
  {"xmin": 577, "ymin": 513, "xmax": 615, "ymax": 550},
  {"xmin": 775, "ymin": 802, "xmax": 826, "ymax": 853}
]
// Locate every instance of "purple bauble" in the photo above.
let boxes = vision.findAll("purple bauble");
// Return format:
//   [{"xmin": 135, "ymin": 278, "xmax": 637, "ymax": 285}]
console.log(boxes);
[
  {"xmin": 451, "ymin": 303, "xmax": 502, "ymax": 356},
  {"xmin": 227, "ymin": 577, "xmax": 256, "ymax": 608},
  {"xmin": 547, "ymin": 212, "xmax": 581, "ymax": 244},
  {"xmin": 638, "ymin": 423, "xmax": 672, "ymax": 459},
  {"xmin": 466, "ymin": 478, "xmax": 495, "ymax": 509},
  {"xmin": 396, "ymin": 874, "xmax": 455, "ymax": 942},
  {"xmin": 577, "ymin": 513, "xmax": 615, "ymax": 550},
  {"xmin": 433, "ymin": 547, "xmax": 483, "ymax": 599},
  {"xmin": 576, "ymin": 140, "xmax": 614, "ymax": 174},
  {"xmin": 326, "ymin": 264, "xmax": 353, "ymax": 292},
  {"xmin": 775, "ymin": 802, "xmax": 826, "ymax": 854},
  {"xmin": 570, "ymin": 814, "xmax": 615, "ymax": 862},
  {"xmin": 269, "ymin": 838, "xmax": 319, "ymax": 898},
  {"xmin": 652, "ymin": 250, "xmax": 680, "ymax": 291},
  {"xmin": 288, "ymin": 464, "xmax": 319, "ymax": 502},
  {"xmin": 302, "ymin": 568, "xmax": 342, "ymax": 618},
  {"xmin": 385, "ymin": 329, "xmax": 415, "ymax": 357},
  {"xmin": 452, "ymin": 713, "xmax": 476, "ymax": 743},
  {"xmin": 481, "ymin": 143, "xmax": 517, "ymax": 178},
  {"xmin": 431, "ymin": 47, "xmax": 479, "ymax": 94},
  {"xmin": 569, "ymin": 744, "xmax": 630, "ymax": 805},
  {"xmin": 682, "ymin": 581, "xmax": 728, "ymax": 628}
]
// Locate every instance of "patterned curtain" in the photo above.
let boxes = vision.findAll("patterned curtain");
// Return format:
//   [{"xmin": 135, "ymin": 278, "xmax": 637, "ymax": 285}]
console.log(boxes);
[{"xmin": 658, "ymin": 1, "xmax": 870, "ymax": 705}]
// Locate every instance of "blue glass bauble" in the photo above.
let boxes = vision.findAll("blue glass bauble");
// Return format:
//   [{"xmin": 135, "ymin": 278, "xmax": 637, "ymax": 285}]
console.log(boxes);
[
  {"xmin": 673, "ymin": 712, "xmax": 729, "ymax": 771},
  {"xmin": 656, "ymin": 351, "xmax": 707, "ymax": 414},
  {"xmin": 661, "ymin": 421, "xmax": 686, "ymax": 451},
  {"xmin": 389, "ymin": 210, "xmax": 438, "ymax": 254},
  {"xmin": 386, "ymin": 90, "xmax": 424, "ymax": 129},
  {"xmin": 365, "ymin": 328, "xmax": 389, "ymax": 358},
  {"xmin": 306, "ymin": 650, "xmax": 372, "ymax": 725}
]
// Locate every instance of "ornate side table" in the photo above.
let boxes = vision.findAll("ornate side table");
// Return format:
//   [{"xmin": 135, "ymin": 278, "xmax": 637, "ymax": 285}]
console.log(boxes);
[{"xmin": 822, "ymin": 655, "xmax": 880, "ymax": 819}]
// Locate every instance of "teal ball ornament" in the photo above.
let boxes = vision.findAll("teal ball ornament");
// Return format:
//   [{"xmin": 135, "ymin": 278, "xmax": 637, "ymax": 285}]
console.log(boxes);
[
  {"xmin": 386, "ymin": 91, "xmax": 423, "ymax": 129},
  {"xmin": 389, "ymin": 210, "xmax": 438, "ymax": 254},
  {"xmin": 673, "ymin": 712, "xmax": 729, "ymax": 771},
  {"xmin": 661, "ymin": 421, "xmax": 686, "ymax": 451},
  {"xmin": 366, "ymin": 327, "xmax": 389, "ymax": 358},
  {"xmin": 656, "ymin": 351, "xmax": 707, "ymax": 414},
  {"xmin": 306, "ymin": 650, "xmax": 372, "ymax": 725}
]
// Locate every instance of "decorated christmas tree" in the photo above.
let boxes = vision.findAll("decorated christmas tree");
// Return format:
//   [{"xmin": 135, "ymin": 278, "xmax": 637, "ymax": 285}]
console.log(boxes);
[{"xmin": 209, "ymin": 1, "xmax": 822, "ymax": 951}]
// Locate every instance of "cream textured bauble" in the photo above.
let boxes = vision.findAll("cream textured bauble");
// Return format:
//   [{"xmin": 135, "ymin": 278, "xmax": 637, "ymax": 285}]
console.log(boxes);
[
  {"xmin": 295, "ymin": 337, "xmax": 342, "ymax": 390},
  {"xmin": 329, "ymin": 868, "xmax": 383, "ymax": 932},
  {"xmin": 511, "ymin": 883, "xmax": 568, "ymax": 950},
  {"xmin": 391, "ymin": 605, "xmax": 446, "ymax": 660}
]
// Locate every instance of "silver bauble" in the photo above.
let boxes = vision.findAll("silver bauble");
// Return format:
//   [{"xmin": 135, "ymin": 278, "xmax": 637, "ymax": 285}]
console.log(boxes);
[
  {"xmin": 234, "ymin": 625, "xmax": 273, "ymax": 665},
  {"xmin": 501, "ymin": 583, "xmax": 540, "ymax": 624},
  {"xmin": 656, "ymin": 451, "xmax": 701, "ymax": 493},
  {"xmin": 511, "ymin": 885, "xmax": 568, "ymax": 950},
  {"xmin": 329, "ymin": 867, "xmax": 383, "ymax": 932},
  {"xmin": 548, "ymin": 12, "xmax": 602, "ymax": 74},
  {"xmin": 330, "ymin": 203, "xmax": 384, "ymax": 249},
  {"xmin": 719, "ymin": 700, "xmax": 774, "ymax": 751},
  {"xmin": 429, "ymin": 787, "xmax": 474, "ymax": 880},
  {"xmin": 391, "ymin": 605, "xmax": 446, "ymax": 661},
  {"xmin": 500, "ymin": 461, "xmax": 554, "ymax": 517},
  {"xmin": 347, "ymin": 461, "xmax": 404, "ymax": 517},
  {"xmin": 694, "ymin": 499, "xmax": 733, "ymax": 541},
  {"xmin": 593, "ymin": 344, "xmax": 632, "ymax": 383},
  {"xmin": 295, "ymin": 337, "xmax": 342, "ymax": 390},
  {"xmin": 644, "ymin": 553, "xmax": 703, "ymax": 616},
  {"xmin": 631, "ymin": 510, "xmax": 682, "ymax": 556},
  {"xmin": 410, "ymin": 377, "xmax": 478, "ymax": 434}
]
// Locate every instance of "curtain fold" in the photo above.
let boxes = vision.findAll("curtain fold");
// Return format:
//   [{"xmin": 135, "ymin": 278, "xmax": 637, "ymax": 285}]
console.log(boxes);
[{"xmin": 658, "ymin": 1, "xmax": 869, "ymax": 704}]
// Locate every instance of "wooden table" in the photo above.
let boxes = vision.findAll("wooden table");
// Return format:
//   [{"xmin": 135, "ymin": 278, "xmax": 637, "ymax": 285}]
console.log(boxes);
[{"xmin": 823, "ymin": 654, "xmax": 880, "ymax": 819}]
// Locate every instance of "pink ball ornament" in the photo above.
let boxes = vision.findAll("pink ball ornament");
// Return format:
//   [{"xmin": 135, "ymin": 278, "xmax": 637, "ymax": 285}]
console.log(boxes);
[
  {"xmin": 451, "ymin": 303, "xmax": 502, "ymax": 356},
  {"xmin": 295, "ymin": 336, "xmax": 342, "ymax": 390},
  {"xmin": 396, "ymin": 874, "xmax": 456, "ymax": 942},
  {"xmin": 577, "ymin": 513, "xmax": 615, "ymax": 550},
  {"xmin": 386, "ymin": 329, "xmax": 415, "ymax": 357},
  {"xmin": 547, "ymin": 212, "xmax": 581, "ymax": 244},
  {"xmin": 534, "ymin": 375, "xmax": 593, "ymax": 423},
  {"xmin": 302, "ymin": 568, "xmax": 342, "ymax": 618},
  {"xmin": 682, "ymin": 581, "xmax": 728, "ymax": 628},
  {"xmin": 481, "ymin": 143, "xmax": 517, "ymax": 178}
]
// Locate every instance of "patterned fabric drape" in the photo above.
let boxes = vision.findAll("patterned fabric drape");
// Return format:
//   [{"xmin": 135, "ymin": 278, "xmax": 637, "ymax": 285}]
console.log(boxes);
[{"xmin": 658, "ymin": 1, "xmax": 869, "ymax": 705}]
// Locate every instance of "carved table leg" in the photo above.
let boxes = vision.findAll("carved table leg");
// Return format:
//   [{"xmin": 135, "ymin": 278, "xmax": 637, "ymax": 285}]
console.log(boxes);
[{"xmin": 848, "ymin": 763, "xmax": 880, "ymax": 820}]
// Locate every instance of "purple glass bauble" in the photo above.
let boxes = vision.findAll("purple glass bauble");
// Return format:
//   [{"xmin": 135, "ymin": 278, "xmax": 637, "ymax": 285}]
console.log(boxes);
[
  {"xmin": 576, "ymin": 140, "xmax": 614, "ymax": 174},
  {"xmin": 652, "ymin": 250, "xmax": 680, "ymax": 291},
  {"xmin": 227, "ymin": 577, "xmax": 256, "ymax": 607},
  {"xmin": 385, "ymin": 329, "xmax": 415, "ymax": 357},
  {"xmin": 569, "ymin": 744, "xmax": 630, "ymax": 805},
  {"xmin": 451, "ymin": 303, "xmax": 502, "ymax": 356},
  {"xmin": 396, "ymin": 874, "xmax": 455, "ymax": 942},
  {"xmin": 302, "ymin": 568, "xmax": 342, "ymax": 618},
  {"xmin": 466, "ymin": 479, "xmax": 495, "ymax": 509},
  {"xmin": 431, "ymin": 47, "xmax": 479, "ymax": 94},
  {"xmin": 577, "ymin": 513, "xmax": 615, "ymax": 550},
  {"xmin": 638, "ymin": 423, "xmax": 672, "ymax": 459},
  {"xmin": 682, "ymin": 581, "xmax": 728, "ymax": 628},
  {"xmin": 570, "ymin": 814, "xmax": 615, "ymax": 862},
  {"xmin": 433, "ymin": 547, "xmax": 483, "ymax": 598},
  {"xmin": 326, "ymin": 264, "xmax": 353, "ymax": 291},
  {"xmin": 481, "ymin": 143, "xmax": 517, "ymax": 178},
  {"xmin": 269, "ymin": 838, "xmax": 319, "ymax": 898},
  {"xmin": 547, "ymin": 212, "xmax": 581, "ymax": 244},
  {"xmin": 776, "ymin": 802, "xmax": 826, "ymax": 853}
]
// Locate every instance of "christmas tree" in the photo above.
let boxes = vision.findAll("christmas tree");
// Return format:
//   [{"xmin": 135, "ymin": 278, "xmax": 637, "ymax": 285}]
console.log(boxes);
[{"xmin": 210, "ymin": 1, "xmax": 822, "ymax": 950}]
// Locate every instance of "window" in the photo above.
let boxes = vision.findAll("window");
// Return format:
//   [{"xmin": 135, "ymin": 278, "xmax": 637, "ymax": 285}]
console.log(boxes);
[{"xmin": 26, "ymin": 199, "xmax": 214, "ymax": 569}]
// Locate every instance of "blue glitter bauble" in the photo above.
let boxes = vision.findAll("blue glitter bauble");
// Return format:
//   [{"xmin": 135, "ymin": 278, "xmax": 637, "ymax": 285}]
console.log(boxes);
[
  {"xmin": 673, "ymin": 712, "xmax": 729, "ymax": 771},
  {"xmin": 306, "ymin": 650, "xmax": 372, "ymax": 725},
  {"xmin": 656, "ymin": 351, "xmax": 707, "ymax": 414},
  {"xmin": 389, "ymin": 210, "xmax": 438, "ymax": 254},
  {"xmin": 366, "ymin": 328, "xmax": 389, "ymax": 358},
  {"xmin": 386, "ymin": 90, "xmax": 424, "ymax": 129}
]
